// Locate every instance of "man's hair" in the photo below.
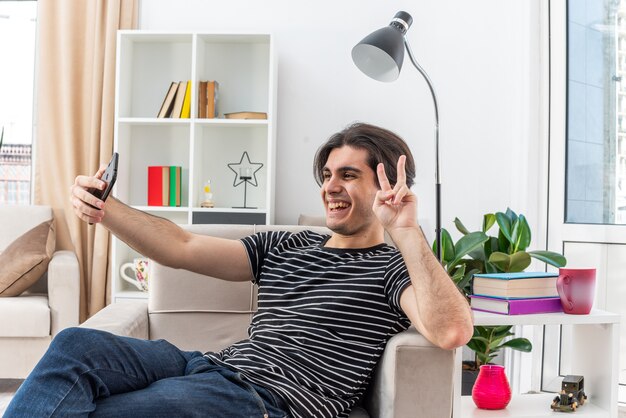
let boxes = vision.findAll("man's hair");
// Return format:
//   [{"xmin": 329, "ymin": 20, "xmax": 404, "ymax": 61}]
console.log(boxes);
[{"xmin": 313, "ymin": 122, "xmax": 416, "ymax": 188}]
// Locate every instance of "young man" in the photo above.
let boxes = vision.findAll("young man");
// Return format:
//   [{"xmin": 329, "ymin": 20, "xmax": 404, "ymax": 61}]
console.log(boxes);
[{"xmin": 6, "ymin": 123, "xmax": 473, "ymax": 418}]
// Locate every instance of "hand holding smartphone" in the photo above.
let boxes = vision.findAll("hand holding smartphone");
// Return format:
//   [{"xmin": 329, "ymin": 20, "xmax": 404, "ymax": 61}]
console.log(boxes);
[{"xmin": 87, "ymin": 152, "xmax": 118, "ymax": 208}]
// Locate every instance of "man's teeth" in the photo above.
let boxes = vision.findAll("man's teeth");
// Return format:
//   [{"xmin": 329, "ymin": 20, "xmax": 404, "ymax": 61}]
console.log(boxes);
[{"xmin": 328, "ymin": 202, "xmax": 350, "ymax": 210}]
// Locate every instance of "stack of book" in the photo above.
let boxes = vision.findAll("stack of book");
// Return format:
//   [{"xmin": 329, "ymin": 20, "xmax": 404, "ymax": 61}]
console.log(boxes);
[
  {"xmin": 148, "ymin": 166, "xmax": 182, "ymax": 206},
  {"xmin": 469, "ymin": 272, "xmax": 563, "ymax": 315}
]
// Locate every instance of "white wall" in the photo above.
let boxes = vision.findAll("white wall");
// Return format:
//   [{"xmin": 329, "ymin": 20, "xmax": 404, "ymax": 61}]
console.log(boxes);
[{"xmin": 140, "ymin": 0, "xmax": 544, "ymax": 244}]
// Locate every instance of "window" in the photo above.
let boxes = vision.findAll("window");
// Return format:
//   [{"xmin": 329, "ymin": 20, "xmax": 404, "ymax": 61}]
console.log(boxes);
[
  {"xmin": 0, "ymin": 1, "xmax": 37, "ymax": 205},
  {"xmin": 551, "ymin": 0, "xmax": 626, "ymax": 404},
  {"xmin": 565, "ymin": 0, "xmax": 626, "ymax": 224}
]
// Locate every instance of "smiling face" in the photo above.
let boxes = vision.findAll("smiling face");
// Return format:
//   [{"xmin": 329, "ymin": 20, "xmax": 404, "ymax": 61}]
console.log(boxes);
[{"xmin": 320, "ymin": 145, "xmax": 384, "ymax": 246}]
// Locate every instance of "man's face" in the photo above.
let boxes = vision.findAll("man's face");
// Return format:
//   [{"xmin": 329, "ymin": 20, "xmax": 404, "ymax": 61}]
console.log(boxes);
[{"xmin": 320, "ymin": 146, "xmax": 380, "ymax": 236}]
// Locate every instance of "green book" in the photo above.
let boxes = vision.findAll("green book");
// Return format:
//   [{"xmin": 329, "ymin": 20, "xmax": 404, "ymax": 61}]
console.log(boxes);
[{"xmin": 169, "ymin": 166, "xmax": 181, "ymax": 206}]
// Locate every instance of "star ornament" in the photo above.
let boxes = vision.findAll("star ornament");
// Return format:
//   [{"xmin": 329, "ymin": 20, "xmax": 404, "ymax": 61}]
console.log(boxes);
[{"xmin": 227, "ymin": 151, "xmax": 264, "ymax": 187}]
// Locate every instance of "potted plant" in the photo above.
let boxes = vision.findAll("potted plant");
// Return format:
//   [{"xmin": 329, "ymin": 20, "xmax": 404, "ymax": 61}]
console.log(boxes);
[{"xmin": 434, "ymin": 208, "xmax": 567, "ymax": 394}]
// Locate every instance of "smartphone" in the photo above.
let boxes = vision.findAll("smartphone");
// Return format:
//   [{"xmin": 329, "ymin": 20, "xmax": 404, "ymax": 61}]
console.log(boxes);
[{"xmin": 88, "ymin": 152, "xmax": 118, "ymax": 206}]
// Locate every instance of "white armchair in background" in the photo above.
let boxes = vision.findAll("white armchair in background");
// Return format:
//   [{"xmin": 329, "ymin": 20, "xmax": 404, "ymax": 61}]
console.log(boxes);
[{"xmin": 0, "ymin": 205, "xmax": 80, "ymax": 378}]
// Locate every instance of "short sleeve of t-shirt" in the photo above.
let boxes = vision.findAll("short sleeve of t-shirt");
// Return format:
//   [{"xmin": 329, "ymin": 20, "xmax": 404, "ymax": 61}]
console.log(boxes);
[
  {"xmin": 240, "ymin": 230, "xmax": 293, "ymax": 284},
  {"xmin": 384, "ymin": 251, "xmax": 413, "ymax": 316}
]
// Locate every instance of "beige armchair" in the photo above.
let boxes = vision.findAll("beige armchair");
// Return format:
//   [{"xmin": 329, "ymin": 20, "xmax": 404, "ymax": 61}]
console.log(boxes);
[
  {"xmin": 82, "ymin": 224, "xmax": 455, "ymax": 418},
  {"xmin": 0, "ymin": 205, "xmax": 80, "ymax": 378}
]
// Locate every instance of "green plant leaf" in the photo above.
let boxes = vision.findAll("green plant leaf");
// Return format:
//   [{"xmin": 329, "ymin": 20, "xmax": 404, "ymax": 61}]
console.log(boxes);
[
  {"xmin": 454, "ymin": 217, "xmax": 470, "ymax": 235},
  {"xmin": 509, "ymin": 251, "xmax": 532, "ymax": 272},
  {"xmin": 448, "ymin": 231, "xmax": 489, "ymax": 268},
  {"xmin": 474, "ymin": 326, "xmax": 491, "ymax": 339},
  {"xmin": 484, "ymin": 236, "xmax": 498, "ymax": 260},
  {"xmin": 505, "ymin": 208, "xmax": 519, "ymax": 223},
  {"xmin": 485, "ymin": 261, "xmax": 498, "ymax": 273},
  {"xmin": 496, "ymin": 212, "xmax": 513, "ymax": 243},
  {"xmin": 528, "ymin": 251, "xmax": 567, "ymax": 267},
  {"xmin": 468, "ymin": 247, "xmax": 486, "ymax": 261},
  {"xmin": 442, "ymin": 229, "xmax": 455, "ymax": 263},
  {"xmin": 500, "ymin": 338, "xmax": 532, "ymax": 352},
  {"xmin": 471, "ymin": 336, "xmax": 491, "ymax": 344},
  {"xmin": 476, "ymin": 353, "xmax": 491, "ymax": 366},
  {"xmin": 516, "ymin": 215, "xmax": 532, "ymax": 251},
  {"xmin": 467, "ymin": 338, "xmax": 487, "ymax": 354},
  {"xmin": 433, "ymin": 228, "xmax": 456, "ymax": 264},
  {"xmin": 498, "ymin": 229, "xmax": 510, "ymax": 253},
  {"xmin": 510, "ymin": 218, "xmax": 520, "ymax": 252},
  {"xmin": 489, "ymin": 252, "xmax": 511, "ymax": 271},
  {"xmin": 492, "ymin": 325, "xmax": 513, "ymax": 336},
  {"xmin": 488, "ymin": 335, "xmax": 507, "ymax": 349},
  {"xmin": 482, "ymin": 213, "xmax": 496, "ymax": 233},
  {"xmin": 458, "ymin": 268, "xmax": 479, "ymax": 293}
]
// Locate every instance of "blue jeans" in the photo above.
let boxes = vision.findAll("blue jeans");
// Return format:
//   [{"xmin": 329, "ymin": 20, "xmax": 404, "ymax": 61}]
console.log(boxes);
[{"xmin": 4, "ymin": 327, "xmax": 291, "ymax": 417}]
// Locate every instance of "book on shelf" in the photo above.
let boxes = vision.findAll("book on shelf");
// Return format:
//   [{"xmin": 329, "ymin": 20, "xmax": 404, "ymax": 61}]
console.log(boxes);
[
  {"xmin": 170, "ymin": 81, "xmax": 188, "ymax": 118},
  {"xmin": 197, "ymin": 80, "xmax": 218, "ymax": 119},
  {"xmin": 169, "ymin": 166, "xmax": 181, "ymax": 207},
  {"xmin": 148, "ymin": 166, "xmax": 163, "ymax": 206},
  {"xmin": 148, "ymin": 166, "xmax": 181, "ymax": 206},
  {"xmin": 161, "ymin": 166, "xmax": 169, "ymax": 205},
  {"xmin": 157, "ymin": 82, "xmax": 178, "ymax": 118},
  {"xmin": 180, "ymin": 80, "xmax": 192, "ymax": 119},
  {"xmin": 470, "ymin": 295, "xmax": 563, "ymax": 315},
  {"xmin": 207, "ymin": 80, "xmax": 218, "ymax": 119},
  {"xmin": 472, "ymin": 271, "xmax": 558, "ymax": 299},
  {"xmin": 224, "ymin": 111, "xmax": 267, "ymax": 120},
  {"xmin": 198, "ymin": 81, "xmax": 208, "ymax": 119}
]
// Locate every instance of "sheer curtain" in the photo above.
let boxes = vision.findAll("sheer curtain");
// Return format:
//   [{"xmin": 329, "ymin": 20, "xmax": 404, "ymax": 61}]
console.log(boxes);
[{"xmin": 34, "ymin": 0, "xmax": 137, "ymax": 320}]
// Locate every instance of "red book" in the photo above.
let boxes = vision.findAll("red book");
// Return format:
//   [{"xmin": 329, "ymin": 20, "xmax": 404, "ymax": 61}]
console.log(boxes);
[
  {"xmin": 148, "ymin": 166, "xmax": 163, "ymax": 206},
  {"xmin": 470, "ymin": 295, "xmax": 563, "ymax": 315}
]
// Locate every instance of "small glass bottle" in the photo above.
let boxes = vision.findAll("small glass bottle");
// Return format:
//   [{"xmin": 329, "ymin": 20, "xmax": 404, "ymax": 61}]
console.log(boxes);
[{"xmin": 200, "ymin": 180, "xmax": 214, "ymax": 208}]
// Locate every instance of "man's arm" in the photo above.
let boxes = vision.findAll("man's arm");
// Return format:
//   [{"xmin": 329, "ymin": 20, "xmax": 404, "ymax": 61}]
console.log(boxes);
[
  {"xmin": 70, "ymin": 168, "xmax": 252, "ymax": 282},
  {"xmin": 373, "ymin": 156, "xmax": 473, "ymax": 350},
  {"xmin": 394, "ymin": 228, "xmax": 473, "ymax": 350}
]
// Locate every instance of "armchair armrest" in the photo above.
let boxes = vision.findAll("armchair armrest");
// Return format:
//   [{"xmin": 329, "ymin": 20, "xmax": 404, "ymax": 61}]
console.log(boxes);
[
  {"xmin": 81, "ymin": 301, "xmax": 149, "ymax": 340},
  {"xmin": 365, "ymin": 327, "xmax": 455, "ymax": 418},
  {"xmin": 48, "ymin": 250, "xmax": 80, "ymax": 336}
]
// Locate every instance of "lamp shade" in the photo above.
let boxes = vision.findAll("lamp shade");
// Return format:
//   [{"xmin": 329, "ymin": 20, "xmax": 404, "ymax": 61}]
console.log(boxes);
[{"xmin": 351, "ymin": 11, "xmax": 413, "ymax": 82}]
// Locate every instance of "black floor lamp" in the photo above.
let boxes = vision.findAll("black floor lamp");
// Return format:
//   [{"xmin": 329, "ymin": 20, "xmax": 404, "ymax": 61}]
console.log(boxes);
[{"xmin": 351, "ymin": 11, "xmax": 442, "ymax": 262}]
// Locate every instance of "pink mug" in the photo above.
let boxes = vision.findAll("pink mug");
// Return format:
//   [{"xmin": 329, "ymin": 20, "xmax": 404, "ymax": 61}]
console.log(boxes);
[{"xmin": 556, "ymin": 268, "xmax": 596, "ymax": 314}]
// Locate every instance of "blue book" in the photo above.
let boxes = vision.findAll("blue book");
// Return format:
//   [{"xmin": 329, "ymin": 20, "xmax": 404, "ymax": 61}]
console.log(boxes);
[
  {"xmin": 472, "ymin": 272, "xmax": 558, "ymax": 299},
  {"xmin": 473, "ymin": 272, "xmax": 558, "ymax": 280}
]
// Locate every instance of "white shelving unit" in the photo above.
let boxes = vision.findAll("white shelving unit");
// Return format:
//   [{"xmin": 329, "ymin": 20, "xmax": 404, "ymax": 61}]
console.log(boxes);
[
  {"xmin": 111, "ymin": 31, "xmax": 277, "ymax": 301},
  {"xmin": 454, "ymin": 309, "xmax": 621, "ymax": 418}
]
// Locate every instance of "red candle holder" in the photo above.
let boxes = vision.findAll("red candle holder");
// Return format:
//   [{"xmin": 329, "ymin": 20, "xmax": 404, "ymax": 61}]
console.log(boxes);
[{"xmin": 472, "ymin": 364, "xmax": 512, "ymax": 410}]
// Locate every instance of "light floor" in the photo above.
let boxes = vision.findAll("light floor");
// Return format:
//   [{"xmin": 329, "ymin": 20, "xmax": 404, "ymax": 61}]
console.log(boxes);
[
  {"xmin": 0, "ymin": 379, "xmax": 22, "ymax": 414},
  {"xmin": 1, "ymin": 379, "xmax": 625, "ymax": 416}
]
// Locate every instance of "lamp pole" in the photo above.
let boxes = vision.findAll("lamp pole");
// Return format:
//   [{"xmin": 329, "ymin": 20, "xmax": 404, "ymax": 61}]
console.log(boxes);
[{"xmin": 403, "ymin": 39, "xmax": 442, "ymax": 262}]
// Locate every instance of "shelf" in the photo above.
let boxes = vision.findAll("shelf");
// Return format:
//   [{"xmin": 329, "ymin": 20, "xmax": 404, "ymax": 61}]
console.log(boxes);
[
  {"xmin": 112, "ymin": 31, "xmax": 276, "ymax": 301},
  {"xmin": 130, "ymin": 206, "xmax": 267, "ymax": 214},
  {"xmin": 132, "ymin": 205, "xmax": 189, "ymax": 212},
  {"xmin": 195, "ymin": 119, "xmax": 268, "ymax": 127},
  {"xmin": 118, "ymin": 118, "xmax": 268, "ymax": 127},
  {"xmin": 472, "ymin": 309, "xmax": 619, "ymax": 326},
  {"xmin": 118, "ymin": 118, "xmax": 191, "ymax": 126},
  {"xmin": 192, "ymin": 207, "xmax": 266, "ymax": 213},
  {"xmin": 461, "ymin": 393, "xmax": 608, "ymax": 417},
  {"xmin": 456, "ymin": 310, "xmax": 620, "ymax": 418}
]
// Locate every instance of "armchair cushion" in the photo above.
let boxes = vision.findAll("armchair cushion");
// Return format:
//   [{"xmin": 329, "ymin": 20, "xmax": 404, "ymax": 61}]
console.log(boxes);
[
  {"xmin": 0, "ymin": 219, "xmax": 55, "ymax": 296},
  {"xmin": 0, "ymin": 295, "xmax": 50, "ymax": 336}
]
